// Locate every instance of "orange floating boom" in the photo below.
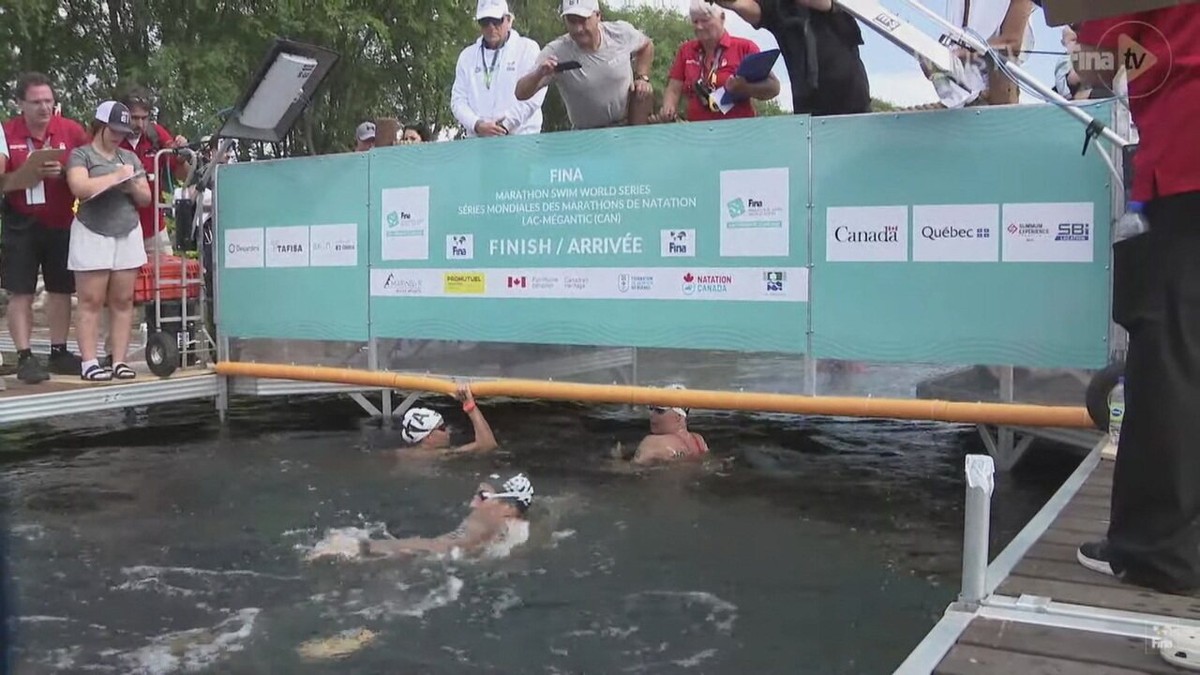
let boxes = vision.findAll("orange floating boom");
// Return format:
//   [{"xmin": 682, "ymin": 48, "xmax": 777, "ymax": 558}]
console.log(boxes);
[{"xmin": 214, "ymin": 361, "xmax": 1097, "ymax": 429}]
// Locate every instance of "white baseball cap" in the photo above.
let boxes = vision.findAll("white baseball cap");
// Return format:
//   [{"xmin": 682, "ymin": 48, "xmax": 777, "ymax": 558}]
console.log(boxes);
[
  {"xmin": 561, "ymin": 0, "xmax": 599, "ymax": 17},
  {"xmin": 476, "ymin": 0, "xmax": 510, "ymax": 20},
  {"xmin": 355, "ymin": 121, "xmax": 376, "ymax": 142}
]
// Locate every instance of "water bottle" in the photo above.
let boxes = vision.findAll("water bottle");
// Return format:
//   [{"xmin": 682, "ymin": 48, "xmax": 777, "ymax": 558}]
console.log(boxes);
[
  {"xmin": 1114, "ymin": 201, "xmax": 1148, "ymax": 242},
  {"xmin": 1109, "ymin": 376, "xmax": 1126, "ymax": 449}
]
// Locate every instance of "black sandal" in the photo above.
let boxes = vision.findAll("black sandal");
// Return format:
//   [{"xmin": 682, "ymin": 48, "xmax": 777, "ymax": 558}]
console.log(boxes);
[
  {"xmin": 82, "ymin": 364, "xmax": 112, "ymax": 382},
  {"xmin": 112, "ymin": 363, "xmax": 137, "ymax": 380}
]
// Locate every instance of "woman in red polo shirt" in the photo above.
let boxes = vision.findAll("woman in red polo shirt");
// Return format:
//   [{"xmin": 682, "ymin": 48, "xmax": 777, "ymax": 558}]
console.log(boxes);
[{"xmin": 656, "ymin": 0, "xmax": 780, "ymax": 122}]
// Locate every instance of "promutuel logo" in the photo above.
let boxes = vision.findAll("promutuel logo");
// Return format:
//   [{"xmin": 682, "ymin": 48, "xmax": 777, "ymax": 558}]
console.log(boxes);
[{"xmin": 834, "ymin": 224, "xmax": 899, "ymax": 243}]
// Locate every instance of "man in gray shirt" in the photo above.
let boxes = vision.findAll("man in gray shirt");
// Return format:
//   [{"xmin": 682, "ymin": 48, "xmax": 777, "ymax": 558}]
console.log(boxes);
[{"xmin": 515, "ymin": 0, "xmax": 655, "ymax": 129}]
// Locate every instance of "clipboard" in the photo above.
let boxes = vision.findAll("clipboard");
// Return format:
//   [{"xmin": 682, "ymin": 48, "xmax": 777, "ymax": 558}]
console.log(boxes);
[
  {"xmin": 7, "ymin": 147, "xmax": 67, "ymax": 192},
  {"xmin": 717, "ymin": 50, "xmax": 781, "ymax": 106},
  {"xmin": 83, "ymin": 168, "xmax": 146, "ymax": 202}
]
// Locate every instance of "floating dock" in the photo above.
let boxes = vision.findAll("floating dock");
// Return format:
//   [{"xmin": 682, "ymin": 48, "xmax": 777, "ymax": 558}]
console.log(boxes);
[{"xmin": 899, "ymin": 446, "xmax": 1199, "ymax": 674}]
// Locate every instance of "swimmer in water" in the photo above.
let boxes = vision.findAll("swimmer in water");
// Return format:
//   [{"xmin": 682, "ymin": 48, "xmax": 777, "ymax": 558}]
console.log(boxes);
[
  {"xmin": 361, "ymin": 473, "xmax": 534, "ymax": 558},
  {"xmin": 614, "ymin": 384, "xmax": 710, "ymax": 465},
  {"xmin": 396, "ymin": 384, "xmax": 497, "ymax": 458}
]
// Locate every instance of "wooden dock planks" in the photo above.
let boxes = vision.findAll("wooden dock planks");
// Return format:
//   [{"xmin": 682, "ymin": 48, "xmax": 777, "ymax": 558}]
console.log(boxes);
[
  {"xmin": 936, "ymin": 619, "xmax": 1188, "ymax": 674},
  {"xmin": 927, "ymin": 457, "xmax": 1199, "ymax": 673}
]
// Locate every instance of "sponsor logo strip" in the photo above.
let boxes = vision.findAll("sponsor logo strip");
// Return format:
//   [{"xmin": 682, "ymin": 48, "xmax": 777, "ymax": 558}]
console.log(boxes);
[{"xmin": 369, "ymin": 267, "xmax": 809, "ymax": 302}]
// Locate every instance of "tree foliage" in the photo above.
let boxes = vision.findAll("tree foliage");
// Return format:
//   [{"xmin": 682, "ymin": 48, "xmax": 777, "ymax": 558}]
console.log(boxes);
[{"xmin": 1, "ymin": 0, "xmax": 895, "ymax": 155}]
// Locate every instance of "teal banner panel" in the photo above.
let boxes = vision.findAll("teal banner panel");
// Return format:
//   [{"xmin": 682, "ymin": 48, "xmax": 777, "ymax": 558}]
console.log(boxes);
[
  {"xmin": 368, "ymin": 117, "xmax": 810, "ymax": 353},
  {"xmin": 216, "ymin": 152, "xmax": 369, "ymax": 341},
  {"xmin": 809, "ymin": 102, "xmax": 1114, "ymax": 369}
]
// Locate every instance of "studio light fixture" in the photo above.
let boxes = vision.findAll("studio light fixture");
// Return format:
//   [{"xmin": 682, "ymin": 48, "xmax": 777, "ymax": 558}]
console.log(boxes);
[{"xmin": 216, "ymin": 37, "xmax": 340, "ymax": 144}]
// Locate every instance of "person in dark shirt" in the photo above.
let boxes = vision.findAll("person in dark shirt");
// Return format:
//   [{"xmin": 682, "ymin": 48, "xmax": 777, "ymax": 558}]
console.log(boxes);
[{"xmin": 711, "ymin": 0, "xmax": 870, "ymax": 115}]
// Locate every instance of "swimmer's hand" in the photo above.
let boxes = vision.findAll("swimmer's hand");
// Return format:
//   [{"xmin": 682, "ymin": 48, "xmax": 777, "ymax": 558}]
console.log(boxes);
[{"xmin": 455, "ymin": 383, "xmax": 474, "ymax": 403}]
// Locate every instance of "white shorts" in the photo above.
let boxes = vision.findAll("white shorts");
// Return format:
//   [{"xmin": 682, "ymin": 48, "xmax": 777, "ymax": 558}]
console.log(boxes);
[{"xmin": 68, "ymin": 219, "xmax": 148, "ymax": 273}]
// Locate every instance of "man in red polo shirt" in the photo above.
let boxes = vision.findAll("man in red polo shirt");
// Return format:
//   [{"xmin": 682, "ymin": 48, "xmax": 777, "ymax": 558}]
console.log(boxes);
[
  {"xmin": 0, "ymin": 72, "xmax": 89, "ymax": 384},
  {"xmin": 657, "ymin": 0, "xmax": 780, "ymax": 122},
  {"xmin": 1069, "ymin": 6, "xmax": 1200, "ymax": 595},
  {"xmin": 117, "ymin": 85, "xmax": 189, "ymax": 257}
]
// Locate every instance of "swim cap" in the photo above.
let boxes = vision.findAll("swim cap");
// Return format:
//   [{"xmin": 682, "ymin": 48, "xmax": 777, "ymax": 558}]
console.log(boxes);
[
  {"xmin": 655, "ymin": 383, "xmax": 689, "ymax": 417},
  {"xmin": 401, "ymin": 407, "xmax": 444, "ymax": 444},
  {"xmin": 488, "ymin": 473, "xmax": 534, "ymax": 509}
]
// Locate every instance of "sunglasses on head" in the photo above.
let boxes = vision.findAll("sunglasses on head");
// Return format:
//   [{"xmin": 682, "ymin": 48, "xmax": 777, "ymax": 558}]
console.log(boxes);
[{"xmin": 478, "ymin": 17, "xmax": 503, "ymax": 27}]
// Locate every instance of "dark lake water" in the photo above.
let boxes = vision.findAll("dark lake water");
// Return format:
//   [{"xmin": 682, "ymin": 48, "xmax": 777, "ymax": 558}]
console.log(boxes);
[{"xmin": 0, "ymin": 391, "xmax": 1081, "ymax": 674}]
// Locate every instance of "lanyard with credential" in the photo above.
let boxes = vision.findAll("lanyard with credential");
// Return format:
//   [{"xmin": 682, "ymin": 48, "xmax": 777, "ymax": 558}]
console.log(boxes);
[
  {"xmin": 480, "ymin": 42, "xmax": 503, "ymax": 90},
  {"xmin": 25, "ymin": 133, "xmax": 53, "ymax": 206},
  {"xmin": 702, "ymin": 46, "xmax": 725, "ymax": 87}
]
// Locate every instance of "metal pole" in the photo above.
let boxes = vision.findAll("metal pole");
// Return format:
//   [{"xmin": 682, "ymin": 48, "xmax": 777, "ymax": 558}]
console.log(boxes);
[
  {"xmin": 960, "ymin": 453, "xmax": 995, "ymax": 604},
  {"xmin": 888, "ymin": 0, "xmax": 1131, "ymax": 149}
]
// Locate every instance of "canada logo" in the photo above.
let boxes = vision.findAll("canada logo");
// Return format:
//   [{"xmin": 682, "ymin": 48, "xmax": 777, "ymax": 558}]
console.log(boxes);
[{"xmin": 682, "ymin": 272, "xmax": 696, "ymax": 295}]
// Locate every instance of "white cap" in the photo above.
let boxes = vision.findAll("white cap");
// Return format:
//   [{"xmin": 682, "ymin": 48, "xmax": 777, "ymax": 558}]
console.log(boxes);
[
  {"xmin": 401, "ymin": 407, "xmax": 444, "ymax": 444},
  {"xmin": 561, "ymin": 0, "xmax": 599, "ymax": 17},
  {"xmin": 355, "ymin": 121, "xmax": 376, "ymax": 142},
  {"xmin": 476, "ymin": 0, "xmax": 510, "ymax": 20},
  {"xmin": 488, "ymin": 473, "xmax": 534, "ymax": 508},
  {"xmin": 658, "ymin": 383, "xmax": 689, "ymax": 417}
]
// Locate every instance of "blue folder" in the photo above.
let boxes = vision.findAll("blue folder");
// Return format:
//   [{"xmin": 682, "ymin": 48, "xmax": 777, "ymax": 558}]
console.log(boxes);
[{"xmin": 720, "ymin": 49, "xmax": 781, "ymax": 105}]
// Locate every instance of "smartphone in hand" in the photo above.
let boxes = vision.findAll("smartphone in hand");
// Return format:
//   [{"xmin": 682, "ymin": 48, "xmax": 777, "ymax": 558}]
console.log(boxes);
[{"xmin": 554, "ymin": 60, "xmax": 582, "ymax": 72}]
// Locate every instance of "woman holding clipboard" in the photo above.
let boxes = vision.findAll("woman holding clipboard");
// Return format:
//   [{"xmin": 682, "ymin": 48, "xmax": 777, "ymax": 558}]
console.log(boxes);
[{"xmin": 64, "ymin": 101, "xmax": 151, "ymax": 382}]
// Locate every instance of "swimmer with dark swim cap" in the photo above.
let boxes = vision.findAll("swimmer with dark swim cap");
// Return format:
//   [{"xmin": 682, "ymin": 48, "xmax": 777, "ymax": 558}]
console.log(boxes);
[
  {"xmin": 361, "ymin": 473, "xmax": 534, "ymax": 558},
  {"xmin": 395, "ymin": 383, "xmax": 498, "ymax": 458},
  {"xmin": 613, "ymin": 384, "xmax": 711, "ymax": 465}
]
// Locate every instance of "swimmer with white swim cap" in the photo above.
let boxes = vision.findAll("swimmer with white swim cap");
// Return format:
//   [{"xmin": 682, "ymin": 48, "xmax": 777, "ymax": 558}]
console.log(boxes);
[
  {"xmin": 396, "ymin": 383, "xmax": 498, "ymax": 457},
  {"xmin": 614, "ymin": 384, "xmax": 710, "ymax": 465},
  {"xmin": 361, "ymin": 473, "xmax": 534, "ymax": 558}
]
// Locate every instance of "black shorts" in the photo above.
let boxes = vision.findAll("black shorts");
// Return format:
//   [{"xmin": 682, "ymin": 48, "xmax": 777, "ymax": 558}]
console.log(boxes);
[{"xmin": 0, "ymin": 220, "xmax": 75, "ymax": 295}]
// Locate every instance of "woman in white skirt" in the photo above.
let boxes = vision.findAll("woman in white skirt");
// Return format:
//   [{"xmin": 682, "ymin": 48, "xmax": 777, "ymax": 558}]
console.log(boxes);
[{"xmin": 64, "ymin": 101, "xmax": 151, "ymax": 381}]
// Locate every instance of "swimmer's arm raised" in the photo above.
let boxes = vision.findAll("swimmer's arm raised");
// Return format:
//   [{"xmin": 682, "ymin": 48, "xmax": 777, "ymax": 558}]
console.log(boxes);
[{"xmin": 451, "ymin": 385, "xmax": 498, "ymax": 454}]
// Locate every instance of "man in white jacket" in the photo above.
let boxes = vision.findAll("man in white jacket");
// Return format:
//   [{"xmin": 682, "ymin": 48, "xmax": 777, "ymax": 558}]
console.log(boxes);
[{"xmin": 452, "ymin": 0, "xmax": 546, "ymax": 137}]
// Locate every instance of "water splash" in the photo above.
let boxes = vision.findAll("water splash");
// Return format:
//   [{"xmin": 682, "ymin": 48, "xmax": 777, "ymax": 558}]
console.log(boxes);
[{"xmin": 118, "ymin": 608, "xmax": 259, "ymax": 675}]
